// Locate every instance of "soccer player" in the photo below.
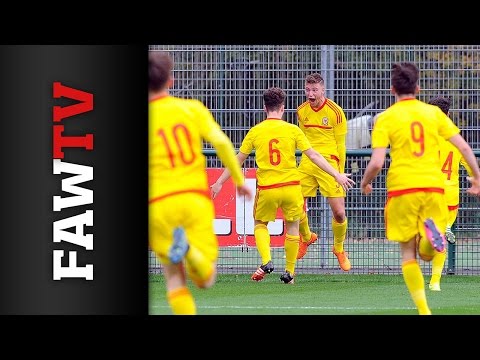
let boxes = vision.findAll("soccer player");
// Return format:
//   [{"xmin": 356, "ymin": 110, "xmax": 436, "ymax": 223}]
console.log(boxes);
[
  {"xmin": 296, "ymin": 73, "xmax": 351, "ymax": 272},
  {"xmin": 149, "ymin": 51, "xmax": 252, "ymax": 315},
  {"xmin": 360, "ymin": 62, "xmax": 480, "ymax": 315},
  {"xmin": 427, "ymin": 96, "xmax": 474, "ymax": 291},
  {"xmin": 211, "ymin": 87, "xmax": 355, "ymax": 284}
]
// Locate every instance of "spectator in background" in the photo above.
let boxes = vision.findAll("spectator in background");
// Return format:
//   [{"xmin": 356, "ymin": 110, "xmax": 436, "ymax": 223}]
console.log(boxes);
[
  {"xmin": 360, "ymin": 62, "xmax": 480, "ymax": 314},
  {"xmin": 149, "ymin": 51, "xmax": 252, "ymax": 315},
  {"xmin": 211, "ymin": 87, "xmax": 355, "ymax": 284},
  {"xmin": 427, "ymin": 96, "xmax": 474, "ymax": 291},
  {"xmin": 295, "ymin": 73, "xmax": 351, "ymax": 272}
]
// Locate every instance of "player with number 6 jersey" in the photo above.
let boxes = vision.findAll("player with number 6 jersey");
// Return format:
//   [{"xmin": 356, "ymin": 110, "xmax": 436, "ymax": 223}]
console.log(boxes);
[{"xmin": 211, "ymin": 87, "xmax": 355, "ymax": 284}]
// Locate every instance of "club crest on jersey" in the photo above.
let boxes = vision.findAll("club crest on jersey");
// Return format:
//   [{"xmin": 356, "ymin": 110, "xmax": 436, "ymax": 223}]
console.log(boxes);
[{"xmin": 322, "ymin": 117, "xmax": 329, "ymax": 126}]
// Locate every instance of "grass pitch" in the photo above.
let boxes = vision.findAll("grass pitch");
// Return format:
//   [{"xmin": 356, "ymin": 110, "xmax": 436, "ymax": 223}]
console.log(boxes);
[{"xmin": 149, "ymin": 273, "xmax": 480, "ymax": 315}]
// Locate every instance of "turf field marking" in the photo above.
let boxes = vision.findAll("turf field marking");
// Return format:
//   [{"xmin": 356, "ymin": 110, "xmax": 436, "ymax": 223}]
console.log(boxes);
[{"xmin": 150, "ymin": 305, "xmax": 415, "ymax": 310}]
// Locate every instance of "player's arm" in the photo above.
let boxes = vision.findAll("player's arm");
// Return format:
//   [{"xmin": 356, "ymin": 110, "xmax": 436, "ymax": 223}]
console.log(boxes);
[
  {"xmin": 335, "ymin": 133, "xmax": 347, "ymax": 173},
  {"xmin": 303, "ymin": 148, "xmax": 355, "ymax": 192},
  {"xmin": 360, "ymin": 147, "xmax": 386, "ymax": 195},
  {"xmin": 208, "ymin": 127, "xmax": 244, "ymax": 184},
  {"xmin": 210, "ymin": 151, "xmax": 249, "ymax": 199},
  {"xmin": 460, "ymin": 156, "xmax": 474, "ymax": 177},
  {"xmin": 448, "ymin": 134, "xmax": 480, "ymax": 196},
  {"xmin": 334, "ymin": 108, "xmax": 348, "ymax": 172}
]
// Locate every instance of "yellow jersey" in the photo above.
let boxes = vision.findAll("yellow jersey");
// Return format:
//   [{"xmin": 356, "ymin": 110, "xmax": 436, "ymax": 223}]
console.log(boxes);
[
  {"xmin": 149, "ymin": 95, "xmax": 243, "ymax": 202},
  {"xmin": 239, "ymin": 118, "xmax": 311, "ymax": 187},
  {"xmin": 297, "ymin": 98, "xmax": 347, "ymax": 157},
  {"xmin": 372, "ymin": 98, "xmax": 460, "ymax": 193},
  {"xmin": 440, "ymin": 137, "xmax": 473, "ymax": 192}
]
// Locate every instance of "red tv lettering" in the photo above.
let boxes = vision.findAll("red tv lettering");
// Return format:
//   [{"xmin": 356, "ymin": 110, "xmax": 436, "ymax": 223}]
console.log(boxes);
[
  {"xmin": 52, "ymin": 82, "xmax": 94, "ymax": 159},
  {"xmin": 53, "ymin": 82, "xmax": 93, "ymax": 122}
]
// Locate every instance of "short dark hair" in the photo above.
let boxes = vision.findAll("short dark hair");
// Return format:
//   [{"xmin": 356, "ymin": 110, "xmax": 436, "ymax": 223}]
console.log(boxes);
[
  {"xmin": 149, "ymin": 51, "xmax": 173, "ymax": 92},
  {"xmin": 263, "ymin": 87, "xmax": 285, "ymax": 112},
  {"xmin": 391, "ymin": 62, "xmax": 419, "ymax": 95},
  {"xmin": 428, "ymin": 96, "xmax": 451, "ymax": 115},
  {"xmin": 305, "ymin": 73, "xmax": 324, "ymax": 85}
]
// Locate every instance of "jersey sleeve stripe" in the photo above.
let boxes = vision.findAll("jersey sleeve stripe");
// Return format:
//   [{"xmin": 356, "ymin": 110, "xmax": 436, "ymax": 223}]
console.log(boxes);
[
  {"xmin": 297, "ymin": 101, "xmax": 309, "ymax": 112},
  {"xmin": 326, "ymin": 99, "xmax": 342, "ymax": 124}
]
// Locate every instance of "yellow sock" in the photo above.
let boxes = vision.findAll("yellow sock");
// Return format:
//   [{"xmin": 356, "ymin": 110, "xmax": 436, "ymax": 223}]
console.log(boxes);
[
  {"xmin": 332, "ymin": 218, "xmax": 347, "ymax": 252},
  {"xmin": 167, "ymin": 286, "xmax": 196, "ymax": 315},
  {"xmin": 430, "ymin": 250, "xmax": 446, "ymax": 285},
  {"xmin": 402, "ymin": 259, "xmax": 431, "ymax": 315},
  {"xmin": 284, "ymin": 234, "xmax": 300, "ymax": 274},
  {"xmin": 185, "ymin": 244, "xmax": 214, "ymax": 286},
  {"xmin": 299, "ymin": 212, "xmax": 312, "ymax": 243},
  {"xmin": 254, "ymin": 224, "xmax": 271, "ymax": 265},
  {"xmin": 448, "ymin": 209, "xmax": 458, "ymax": 227}
]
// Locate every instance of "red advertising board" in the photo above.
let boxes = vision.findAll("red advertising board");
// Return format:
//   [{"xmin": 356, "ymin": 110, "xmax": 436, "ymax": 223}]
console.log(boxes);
[{"xmin": 207, "ymin": 168, "xmax": 285, "ymax": 247}]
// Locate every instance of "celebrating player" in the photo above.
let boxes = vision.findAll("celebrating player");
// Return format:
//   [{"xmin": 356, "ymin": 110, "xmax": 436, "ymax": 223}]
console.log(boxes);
[{"xmin": 295, "ymin": 73, "xmax": 351, "ymax": 271}]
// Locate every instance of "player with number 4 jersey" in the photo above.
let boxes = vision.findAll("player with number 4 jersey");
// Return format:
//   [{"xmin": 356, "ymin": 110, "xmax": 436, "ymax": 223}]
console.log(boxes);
[
  {"xmin": 430, "ymin": 96, "xmax": 474, "ymax": 246},
  {"xmin": 440, "ymin": 140, "xmax": 473, "ymax": 214},
  {"xmin": 426, "ymin": 96, "xmax": 475, "ymax": 292}
]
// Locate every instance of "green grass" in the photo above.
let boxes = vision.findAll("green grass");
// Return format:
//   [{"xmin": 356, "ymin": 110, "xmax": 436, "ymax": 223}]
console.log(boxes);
[{"xmin": 149, "ymin": 274, "xmax": 480, "ymax": 315}]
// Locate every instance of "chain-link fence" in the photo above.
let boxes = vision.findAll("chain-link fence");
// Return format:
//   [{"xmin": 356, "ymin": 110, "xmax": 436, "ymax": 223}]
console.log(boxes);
[{"xmin": 149, "ymin": 45, "xmax": 480, "ymax": 275}]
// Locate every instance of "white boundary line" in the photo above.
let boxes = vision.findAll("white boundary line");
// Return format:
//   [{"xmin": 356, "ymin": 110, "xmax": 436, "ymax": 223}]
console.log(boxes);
[{"xmin": 150, "ymin": 305, "xmax": 415, "ymax": 310}]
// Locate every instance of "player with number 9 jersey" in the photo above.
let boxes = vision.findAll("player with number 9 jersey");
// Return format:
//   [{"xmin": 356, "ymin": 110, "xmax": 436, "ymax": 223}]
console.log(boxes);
[
  {"xmin": 362, "ymin": 62, "xmax": 480, "ymax": 315},
  {"xmin": 372, "ymin": 98, "xmax": 459, "ymax": 247},
  {"xmin": 373, "ymin": 100, "xmax": 459, "ymax": 192}
]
